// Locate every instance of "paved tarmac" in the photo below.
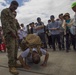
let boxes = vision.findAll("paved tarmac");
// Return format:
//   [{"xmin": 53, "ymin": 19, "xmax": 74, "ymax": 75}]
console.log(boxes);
[{"xmin": 0, "ymin": 49, "xmax": 76, "ymax": 75}]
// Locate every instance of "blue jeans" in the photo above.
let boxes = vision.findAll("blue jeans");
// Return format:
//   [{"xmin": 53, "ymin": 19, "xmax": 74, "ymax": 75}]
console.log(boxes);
[
  {"xmin": 51, "ymin": 34, "xmax": 61, "ymax": 50},
  {"xmin": 38, "ymin": 33, "xmax": 47, "ymax": 48},
  {"xmin": 60, "ymin": 32, "xmax": 65, "ymax": 49}
]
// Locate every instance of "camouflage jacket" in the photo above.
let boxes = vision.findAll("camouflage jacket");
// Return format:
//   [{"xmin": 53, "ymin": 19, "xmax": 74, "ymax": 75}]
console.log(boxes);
[
  {"xmin": 1, "ymin": 8, "xmax": 18, "ymax": 37},
  {"xmin": 15, "ymin": 19, "xmax": 20, "ymax": 30}
]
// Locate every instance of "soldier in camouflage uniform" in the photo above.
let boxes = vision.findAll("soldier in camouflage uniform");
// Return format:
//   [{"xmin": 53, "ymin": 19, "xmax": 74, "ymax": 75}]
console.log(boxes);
[{"xmin": 1, "ymin": 1, "xmax": 19, "ymax": 75}]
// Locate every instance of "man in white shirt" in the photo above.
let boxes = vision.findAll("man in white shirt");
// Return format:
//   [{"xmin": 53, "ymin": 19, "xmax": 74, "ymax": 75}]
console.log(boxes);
[
  {"xmin": 71, "ymin": 2, "xmax": 76, "ymax": 50},
  {"xmin": 18, "ymin": 48, "xmax": 49, "ymax": 70},
  {"xmin": 18, "ymin": 26, "xmax": 27, "ymax": 45}
]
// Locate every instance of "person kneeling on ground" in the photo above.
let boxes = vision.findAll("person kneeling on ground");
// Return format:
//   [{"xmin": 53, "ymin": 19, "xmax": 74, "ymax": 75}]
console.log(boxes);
[{"xmin": 18, "ymin": 48, "xmax": 49, "ymax": 70}]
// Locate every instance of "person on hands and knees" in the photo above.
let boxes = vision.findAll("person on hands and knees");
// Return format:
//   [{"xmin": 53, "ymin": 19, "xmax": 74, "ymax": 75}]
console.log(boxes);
[{"xmin": 18, "ymin": 48, "xmax": 49, "ymax": 70}]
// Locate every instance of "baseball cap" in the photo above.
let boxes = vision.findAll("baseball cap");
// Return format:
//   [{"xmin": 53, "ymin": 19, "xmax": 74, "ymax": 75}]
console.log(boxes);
[{"xmin": 71, "ymin": 2, "xmax": 76, "ymax": 8}]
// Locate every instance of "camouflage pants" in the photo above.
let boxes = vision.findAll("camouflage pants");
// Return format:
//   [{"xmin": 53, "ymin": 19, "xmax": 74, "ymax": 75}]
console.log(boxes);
[{"xmin": 5, "ymin": 35, "xmax": 18, "ymax": 67}]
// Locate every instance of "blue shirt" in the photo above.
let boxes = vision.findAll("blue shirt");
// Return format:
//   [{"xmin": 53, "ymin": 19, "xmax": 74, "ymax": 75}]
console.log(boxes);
[
  {"xmin": 36, "ymin": 22, "xmax": 44, "ymax": 34},
  {"xmin": 58, "ymin": 20, "xmax": 64, "ymax": 32},
  {"xmin": 48, "ymin": 21, "xmax": 60, "ymax": 35}
]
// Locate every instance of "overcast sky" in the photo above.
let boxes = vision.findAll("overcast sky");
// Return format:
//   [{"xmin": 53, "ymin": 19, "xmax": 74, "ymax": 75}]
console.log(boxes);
[{"xmin": 0, "ymin": 0, "xmax": 76, "ymax": 26}]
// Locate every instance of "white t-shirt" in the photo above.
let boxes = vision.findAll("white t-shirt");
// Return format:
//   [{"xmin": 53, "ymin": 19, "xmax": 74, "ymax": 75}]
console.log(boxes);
[
  {"xmin": 70, "ymin": 14, "xmax": 76, "ymax": 35},
  {"xmin": 18, "ymin": 29, "xmax": 27, "ymax": 39},
  {"xmin": 21, "ymin": 48, "xmax": 46, "ymax": 58},
  {"xmin": 21, "ymin": 48, "xmax": 46, "ymax": 62}
]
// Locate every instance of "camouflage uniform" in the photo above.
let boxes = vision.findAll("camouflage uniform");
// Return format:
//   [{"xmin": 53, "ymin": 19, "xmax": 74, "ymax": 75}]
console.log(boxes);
[{"xmin": 1, "ymin": 8, "xmax": 18, "ymax": 67}]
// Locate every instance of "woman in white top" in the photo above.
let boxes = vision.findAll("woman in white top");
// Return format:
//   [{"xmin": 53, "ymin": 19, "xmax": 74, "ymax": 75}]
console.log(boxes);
[{"xmin": 63, "ymin": 13, "xmax": 74, "ymax": 52}]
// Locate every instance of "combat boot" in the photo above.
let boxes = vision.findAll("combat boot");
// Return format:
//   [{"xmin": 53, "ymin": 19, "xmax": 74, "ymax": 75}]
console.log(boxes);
[{"xmin": 9, "ymin": 67, "xmax": 19, "ymax": 75}]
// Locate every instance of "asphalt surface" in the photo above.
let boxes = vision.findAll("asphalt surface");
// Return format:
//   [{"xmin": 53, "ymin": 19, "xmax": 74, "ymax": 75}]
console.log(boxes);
[{"xmin": 0, "ymin": 48, "xmax": 76, "ymax": 75}]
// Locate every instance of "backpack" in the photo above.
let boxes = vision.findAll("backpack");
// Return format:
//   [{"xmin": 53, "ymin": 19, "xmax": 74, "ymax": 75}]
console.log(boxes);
[{"xmin": 21, "ymin": 34, "xmax": 42, "ymax": 56}]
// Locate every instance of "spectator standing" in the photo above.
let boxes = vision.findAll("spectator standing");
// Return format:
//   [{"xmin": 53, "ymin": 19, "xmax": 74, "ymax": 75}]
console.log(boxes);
[
  {"xmin": 71, "ymin": 2, "xmax": 76, "ymax": 50},
  {"xmin": 36, "ymin": 17, "xmax": 47, "ymax": 49},
  {"xmin": 63, "ymin": 13, "xmax": 74, "ymax": 52},
  {"xmin": 48, "ymin": 15, "xmax": 61, "ymax": 51},
  {"xmin": 58, "ymin": 13, "xmax": 65, "ymax": 50},
  {"xmin": 46, "ymin": 20, "xmax": 52, "ymax": 48},
  {"xmin": 29, "ymin": 22, "xmax": 37, "ymax": 34}
]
